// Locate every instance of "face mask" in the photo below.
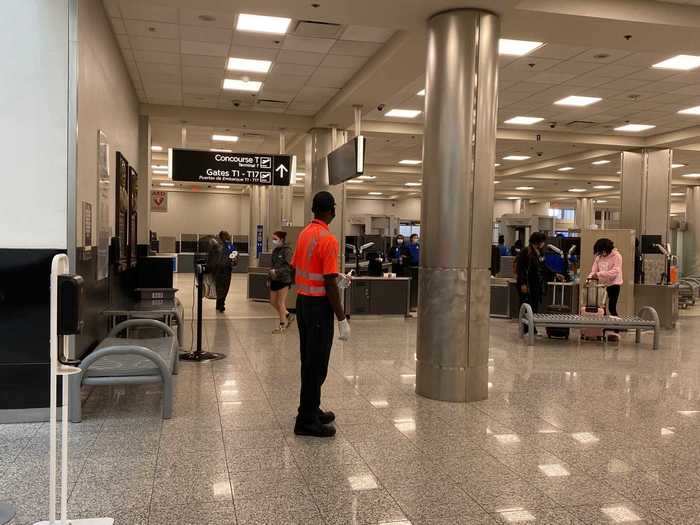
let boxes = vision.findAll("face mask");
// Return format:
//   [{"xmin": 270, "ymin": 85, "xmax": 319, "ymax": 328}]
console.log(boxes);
[
  {"xmin": 397, "ymin": 239, "xmax": 404, "ymax": 245},
  {"xmin": 272, "ymin": 239, "xmax": 281, "ymax": 246}
]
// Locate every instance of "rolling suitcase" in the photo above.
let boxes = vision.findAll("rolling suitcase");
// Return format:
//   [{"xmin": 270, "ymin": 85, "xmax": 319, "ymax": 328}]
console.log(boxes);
[
  {"xmin": 580, "ymin": 279, "xmax": 606, "ymax": 340},
  {"xmin": 546, "ymin": 282, "xmax": 570, "ymax": 339}
]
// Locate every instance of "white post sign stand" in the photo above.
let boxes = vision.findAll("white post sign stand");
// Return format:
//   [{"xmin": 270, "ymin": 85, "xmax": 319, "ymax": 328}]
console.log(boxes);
[{"xmin": 34, "ymin": 254, "xmax": 113, "ymax": 525}]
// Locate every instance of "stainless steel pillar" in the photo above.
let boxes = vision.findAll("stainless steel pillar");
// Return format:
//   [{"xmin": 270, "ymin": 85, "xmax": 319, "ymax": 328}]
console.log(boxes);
[
  {"xmin": 620, "ymin": 149, "xmax": 672, "ymax": 242},
  {"xmin": 248, "ymin": 184, "xmax": 270, "ymax": 267},
  {"xmin": 416, "ymin": 9, "xmax": 499, "ymax": 402},
  {"xmin": 269, "ymin": 134, "xmax": 294, "ymax": 229},
  {"xmin": 305, "ymin": 128, "xmax": 346, "ymax": 269},
  {"xmin": 576, "ymin": 197, "xmax": 593, "ymax": 230},
  {"xmin": 685, "ymin": 186, "xmax": 700, "ymax": 275},
  {"xmin": 137, "ymin": 115, "xmax": 152, "ymax": 244}
]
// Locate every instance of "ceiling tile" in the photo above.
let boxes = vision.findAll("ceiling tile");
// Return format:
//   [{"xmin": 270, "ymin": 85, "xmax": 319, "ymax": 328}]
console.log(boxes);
[
  {"xmin": 179, "ymin": 8, "xmax": 236, "ymax": 29},
  {"xmin": 529, "ymin": 72, "xmax": 577, "ymax": 84},
  {"xmin": 529, "ymin": 44, "xmax": 587, "ymax": 60},
  {"xmin": 286, "ymin": 105, "xmax": 318, "ymax": 115},
  {"xmin": 110, "ymin": 17, "xmax": 127, "ymax": 35},
  {"xmin": 329, "ymin": 40, "xmax": 381, "ymax": 57},
  {"xmin": 183, "ymin": 85, "xmax": 221, "ymax": 96},
  {"xmin": 124, "ymin": 20, "xmax": 179, "ymax": 39},
  {"xmin": 228, "ymin": 45, "xmax": 279, "ymax": 61},
  {"xmin": 671, "ymin": 84, "xmax": 700, "ymax": 95},
  {"xmin": 598, "ymin": 78, "xmax": 652, "ymax": 91},
  {"xmin": 264, "ymin": 73, "xmax": 308, "ymax": 90},
  {"xmin": 144, "ymin": 82, "xmax": 181, "ymax": 98},
  {"xmin": 258, "ymin": 88, "xmax": 299, "ymax": 101},
  {"xmin": 181, "ymin": 40, "xmax": 228, "ymax": 57},
  {"xmin": 307, "ymin": 67, "xmax": 355, "ymax": 88},
  {"xmin": 149, "ymin": 95, "xmax": 183, "ymax": 105},
  {"xmin": 183, "ymin": 95, "xmax": 220, "ymax": 108},
  {"xmin": 133, "ymin": 50, "xmax": 180, "ymax": 65},
  {"xmin": 140, "ymin": 69, "xmax": 181, "ymax": 84},
  {"xmin": 546, "ymin": 60, "xmax": 601, "ymax": 75},
  {"xmin": 182, "ymin": 66, "xmax": 223, "ymax": 83},
  {"xmin": 626, "ymin": 67, "xmax": 680, "ymax": 81},
  {"xmin": 130, "ymin": 36, "xmax": 179, "ymax": 53},
  {"xmin": 277, "ymin": 50, "xmax": 325, "ymax": 66},
  {"xmin": 180, "ymin": 25, "xmax": 232, "ymax": 44},
  {"xmin": 270, "ymin": 62, "xmax": 316, "ymax": 77},
  {"xmin": 572, "ymin": 48, "xmax": 632, "ymax": 63},
  {"xmin": 103, "ymin": 0, "xmax": 121, "ymax": 18},
  {"xmin": 636, "ymin": 79, "xmax": 695, "ymax": 93},
  {"xmin": 294, "ymin": 86, "xmax": 339, "ymax": 102},
  {"xmin": 116, "ymin": 34, "xmax": 131, "ymax": 49},
  {"xmin": 138, "ymin": 62, "xmax": 179, "ymax": 76},
  {"xmin": 181, "ymin": 54, "xmax": 225, "ymax": 68},
  {"xmin": 340, "ymin": 25, "xmax": 394, "ymax": 43},
  {"xmin": 231, "ymin": 32, "xmax": 284, "ymax": 50},
  {"xmin": 119, "ymin": 2, "xmax": 178, "ymax": 24},
  {"xmin": 282, "ymin": 35, "xmax": 335, "ymax": 54},
  {"xmin": 567, "ymin": 72, "xmax": 617, "ymax": 87},
  {"xmin": 587, "ymin": 63, "xmax": 643, "ymax": 78},
  {"xmin": 320, "ymin": 54, "xmax": 367, "ymax": 69}
]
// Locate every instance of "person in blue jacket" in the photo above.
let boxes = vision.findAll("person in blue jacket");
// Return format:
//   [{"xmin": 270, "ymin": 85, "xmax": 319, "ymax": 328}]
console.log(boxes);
[
  {"xmin": 408, "ymin": 234, "xmax": 420, "ymax": 267},
  {"xmin": 497, "ymin": 235, "xmax": 509, "ymax": 256},
  {"xmin": 389, "ymin": 234, "xmax": 409, "ymax": 276}
]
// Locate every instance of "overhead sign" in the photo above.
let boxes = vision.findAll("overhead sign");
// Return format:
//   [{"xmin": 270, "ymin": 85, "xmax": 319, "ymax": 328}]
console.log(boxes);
[{"xmin": 169, "ymin": 148, "xmax": 292, "ymax": 186}]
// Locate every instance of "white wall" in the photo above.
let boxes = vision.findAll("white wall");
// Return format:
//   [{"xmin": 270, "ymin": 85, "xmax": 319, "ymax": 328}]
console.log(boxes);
[
  {"xmin": 151, "ymin": 192, "xmax": 249, "ymax": 237},
  {"xmin": 76, "ymin": 0, "xmax": 139, "ymax": 247},
  {"xmin": 0, "ymin": 1, "xmax": 69, "ymax": 249},
  {"xmin": 493, "ymin": 199, "xmax": 516, "ymax": 218}
]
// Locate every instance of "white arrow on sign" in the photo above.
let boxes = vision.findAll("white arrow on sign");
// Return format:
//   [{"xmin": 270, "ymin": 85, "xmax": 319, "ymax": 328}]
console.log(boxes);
[{"xmin": 275, "ymin": 164, "xmax": 288, "ymax": 178}]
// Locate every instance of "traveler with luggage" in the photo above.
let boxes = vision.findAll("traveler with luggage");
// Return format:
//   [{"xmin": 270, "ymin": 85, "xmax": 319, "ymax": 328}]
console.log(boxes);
[
  {"xmin": 588, "ymin": 238, "xmax": 623, "ymax": 317},
  {"xmin": 515, "ymin": 232, "xmax": 559, "ymax": 317}
]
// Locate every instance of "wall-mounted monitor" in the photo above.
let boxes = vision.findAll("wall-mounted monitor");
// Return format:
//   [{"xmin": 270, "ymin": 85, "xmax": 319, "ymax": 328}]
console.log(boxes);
[{"xmin": 328, "ymin": 136, "xmax": 366, "ymax": 185}]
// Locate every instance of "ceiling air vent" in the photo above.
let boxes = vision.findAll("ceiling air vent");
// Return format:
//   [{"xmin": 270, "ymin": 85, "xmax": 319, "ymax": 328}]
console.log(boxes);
[
  {"xmin": 256, "ymin": 99, "xmax": 289, "ymax": 109},
  {"xmin": 293, "ymin": 20, "xmax": 342, "ymax": 38},
  {"xmin": 565, "ymin": 120, "xmax": 597, "ymax": 129}
]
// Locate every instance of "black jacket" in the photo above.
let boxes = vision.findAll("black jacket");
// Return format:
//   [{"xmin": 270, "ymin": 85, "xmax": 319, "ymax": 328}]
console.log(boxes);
[
  {"xmin": 270, "ymin": 244, "xmax": 293, "ymax": 284},
  {"xmin": 515, "ymin": 247, "xmax": 553, "ymax": 298}
]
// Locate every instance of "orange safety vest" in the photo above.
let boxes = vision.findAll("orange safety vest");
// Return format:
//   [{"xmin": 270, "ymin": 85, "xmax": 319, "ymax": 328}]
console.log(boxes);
[{"xmin": 292, "ymin": 219, "xmax": 339, "ymax": 297}]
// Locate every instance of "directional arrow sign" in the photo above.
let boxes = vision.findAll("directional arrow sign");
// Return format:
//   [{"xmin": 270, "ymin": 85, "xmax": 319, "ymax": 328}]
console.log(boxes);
[{"xmin": 170, "ymin": 149, "xmax": 292, "ymax": 186}]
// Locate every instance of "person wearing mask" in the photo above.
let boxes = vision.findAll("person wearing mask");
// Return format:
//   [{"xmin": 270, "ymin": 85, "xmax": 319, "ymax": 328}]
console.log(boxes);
[
  {"xmin": 389, "ymin": 234, "xmax": 409, "ymax": 276},
  {"xmin": 208, "ymin": 231, "xmax": 237, "ymax": 313},
  {"xmin": 515, "ymin": 232, "xmax": 551, "ymax": 319},
  {"xmin": 589, "ymin": 238, "xmax": 623, "ymax": 318},
  {"xmin": 291, "ymin": 191, "xmax": 350, "ymax": 438},
  {"xmin": 510, "ymin": 239, "xmax": 523, "ymax": 257},
  {"xmin": 497, "ymin": 235, "xmax": 509, "ymax": 256},
  {"xmin": 269, "ymin": 231, "xmax": 294, "ymax": 333},
  {"xmin": 408, "ymin": 234, "xmax": 421, "ymax": 267}
]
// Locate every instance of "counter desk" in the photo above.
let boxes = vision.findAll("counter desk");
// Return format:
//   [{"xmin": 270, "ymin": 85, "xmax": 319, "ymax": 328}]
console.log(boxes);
[
  {"xmin": 634, "ymin": 284, "xmax": 679, "ymax": 329},
  {"xmin": 345, "ymin": 276, "xmax": 411, "ymax": 317}
]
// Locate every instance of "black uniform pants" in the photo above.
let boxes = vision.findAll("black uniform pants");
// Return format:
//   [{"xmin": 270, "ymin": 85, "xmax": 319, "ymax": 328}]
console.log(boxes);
[
  {"xmin": 296, "ymin": 294, "xmax": 334, "ymax": 425},
  {"xmin": 215, "ymin": 268, "xmax": 232, "ymax": 310}
]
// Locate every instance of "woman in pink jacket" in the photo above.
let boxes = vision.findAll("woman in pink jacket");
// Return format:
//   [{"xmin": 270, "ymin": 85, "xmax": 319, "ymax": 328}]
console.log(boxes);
[{"xmin": 589, "ymin": 238, "xmax": 623, "ymax": 316}]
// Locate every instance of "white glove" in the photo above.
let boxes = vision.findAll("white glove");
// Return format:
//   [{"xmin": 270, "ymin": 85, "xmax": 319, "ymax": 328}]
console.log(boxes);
[
  {"xmin": 338, "ymin": 319, "xmax": 351, "ymax": 341},
  {"xmin": 337, "ymin": 272, "xmax": 353, "ymax": 289}
]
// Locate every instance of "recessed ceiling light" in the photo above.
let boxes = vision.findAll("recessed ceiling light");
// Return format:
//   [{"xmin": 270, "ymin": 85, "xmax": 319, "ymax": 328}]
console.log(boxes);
[
  {"xmin": 616, "ymin": 170, "xmax": 622, "ymax": 174},
  {"xmin": 151, "ymin": 145, "xmax": 163, "ymax": 152},
  {"xmin": 368, "ymin": 191, "xmax": 383, "ymax": 195},
  {"xmin": 515, "ymin": 186, "xmax": 534, "ymax": 190},
  {"xmin": 672, "ymin": 192, "xmax": 685, "ymax": 196},
  {"xmin": 504, "ymin": 116, "xmax": 544, "ymax": 125},
  {"xmin": 346, "ymin": 179, "xmax": 363, "ymax": 184},
  {"xmin": 153, "ymin": 170, "xmax": 169, "ymax": 175},
  {"xmin": 498, "ymin": 38, "xmax": 544, "ymax": 56},
  {"xmin": 678, "ymin": 105, "xmax": 700, "ymax": 115},
  {"xmin": 568, "ymin": 188, "xmax": 587, "ymax": 192},
  {"xmin": 593, "ymin": 185, "xmax": 613, "ymax": 189},
  {"xmin": 358, "ymin": 175, "xmax": 376, "ymax": 180},
  {"xmin": 596, "ymin": 199, "xmax": 608, "ymax": 203},
  {"xmin": 653, "ymin": 54, "xmax": 700, "ymax": 71},
  {"xmin": 159, "ymin": 182, "xmax": 175, "ymax": 187},
  {"xmin": 215, "ymin": 185, "xmax": 230, "ymax": 189},
  {"xmin": 494, "ymin": 180, "xmax": 501, "ymax": 184},
  {"xmin": 592, "ymin": 160, "xmax": 611, "ymax": 165},
  {"xmin": 682, "ymin": 173, "xmax": 700, "ymax": 178},
  {"xmin": 614, "ymin": 123, "xmax": 656, "ymax": 132},
  {"xmin": 416, "ymin": 89, "xmax": 425, "ymax": 96},
  {"xmin": 494, "ymin": 163, "xmax": 501, "ymax": 167},
  {"xmin": 236, "ymin": 13, "xmax": 291, "ymax": 34},
  {"xmin": 399, "ymin": 159, "xmax": 422, "ymax": 165},
  {"xmin": 503, "ymin": 155, "xmax": 531, "ymax": 161},
  {"xmin": 405, "ymin": 182, "xmax": 422, "ymax": 187},
  {"xmin": 672, "ymin": 163, "xmax": 686, "ymax": 168},
  {"xmin": 223, "ymin": 78, "xmax": 262, "ymax": 92},
  {"xmin": 558, "ymin": 167, "xmax": 574, "ymax": 171},
  {"xmin": 506, "ymin": 196, "xmax": 519, "ymax": 200},
  {"xmin": 151, "ymin": 164, "xmax": 168, "ymax": 170},
  {"xmin": 211, "ymin": 134, "xmax": 239, "ymax": 142},
  {"xmin": 385, "ymin": 109, "xmax": 422, "ymax": 118},
  {"xmin": 210, "ymin": 148, "xmax": 232, "ymax": 152},
  {"xmin": 227, "ymin": 57, "xmax": 272, "ymax": 73},
  {"xmin": 554, "ymin": 95, "xmax": 602, "ymax": 107}
]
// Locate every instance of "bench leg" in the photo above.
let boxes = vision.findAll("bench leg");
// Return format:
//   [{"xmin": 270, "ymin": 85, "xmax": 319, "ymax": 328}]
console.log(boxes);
[
  {"xmin": 635, "ymin": 329, "xmax": 641, "ymax": 344},
  {"xmin": 68, "ymin": 374, "xmax": 83, "ymax": 423},
  {"xmin": 161, "ymin": 373, "xmax": 173, "ymax": 419},
  {"xmin": 653, "ymin": 329, "xmax": 659, "ymax": 351}
]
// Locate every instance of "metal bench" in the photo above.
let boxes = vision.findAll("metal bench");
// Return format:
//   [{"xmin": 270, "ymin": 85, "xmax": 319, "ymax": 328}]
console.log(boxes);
[
  {"xmin": 679, "ymin": 280, "xmax": 698, "ymax": 308},
  {"xmin": 518, "ymin": 303, "xmax": 660, "ymax": 350},
  {"xmin": 69, "ymin": 319, "xmax": 178, "ymax": 423}
]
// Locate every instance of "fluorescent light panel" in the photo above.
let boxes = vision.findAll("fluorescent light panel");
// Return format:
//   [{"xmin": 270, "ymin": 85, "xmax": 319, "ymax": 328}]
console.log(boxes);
[
  {"xmin": 227, "ymin": 57, "xmax": 272, "ymax": 73},
  {"xmin": 515, "ymin": 186, "xmax": 534, "ymax": 190},
  {"xmin": 368, "ymin": 191, "xmax": 383, "ymax": 195},
  {"xmin": 212, "ymin": 134, "xmax": 239, "ymax": 142},
  {"xmin": 593, "ymin": 185, "xmax": 613, "ymax": 189},
  {"xmin": 236, "ymin": 13, "xmax": 291, "ymax": 34},
  {"xmin": 494, "ymin": 163, "xmax": 501, "ymax": 167},
  {"xmin": 614, "ymin": 123, "xmax": 656, "ymax": 132},
  {"xmin": 151, "ymin": 145, "xmax": 163, "ymax": 152},
  {"xmin": 505, "ymin": 116, "xmax": 544, "ymax": 125},
  {"xmin": 503, "ymin": 155, "xmax": 531, "ymax": 161},
  {"xmin": 568, "ymin": 188, "xmax": 587, "ymax": 192},
  {"xmin": 682, "ymin": 173, "xmax": 700, "ymax": 178},
  {"xmin": 499, "ymin": 38, "xmax": 544, "ymax": 56},
  {"xmin": 152, "ymin": 164, "xmax": 168, "ymax": 169},
  {"xmin": 358, "ymin": 175, "xmax": 376, "ymax": 180},
  {"xmin": 506, "ymin": 196, "xmax": 519, "ymax": 200},
  {"xmin": 416, "ymin": 89, "xmax": 425, "ymax": 96},
  {"xmin": 653, "ymin": 54, "xmax": 700, "ymax": 71},
  {"xmin": 159, "ymin": 182, "xmax": 174, "ymax": 187},
  {"xmin": 210, "ymin": 148, "xmax": 232, "ymax": 152},
  {"xmin": 558, "ymin": 167, "xmax": 574, "ymax": 171},
  {"xmin": 672, "ymin": 163, "xmax": 686, "ymax": 168},
  {"xmin": 223, "ymin": 78, "xmax": 262, "ymax": 92},
  {"xmin": 405, "ymin": 182, "xmax": 422, "ymax": 187},
  {"xmin": 494, "ymin": 180, "xmax": 501, "ymax": 184},
  {"xmin": 346, "ymin": 179, "xmax": 363, "ymax": 184},
  {"xmin": 678, "ymin": 105, "xmax": 700, "ymax": 115},
  {"xmin": 399, "ymin": 159, "xmax": 422, "ymax": 165},
  {"xmin": 592, "ymin": 160, "xmax": 610, "ymax": 165},
  {"xmin": 215, "ymin": 185, "xmax": 230, "ymax": 189},
  {"xmin": 555, "ymin": 95, "xmax": 602, "ymax": 107},
  {"xmin": 385, "ymin": 108, "xmax": 421, "ymax": 118},
  {"xmin": 672, "ymin": 192, "xmax": 686, "ymax": 196}
]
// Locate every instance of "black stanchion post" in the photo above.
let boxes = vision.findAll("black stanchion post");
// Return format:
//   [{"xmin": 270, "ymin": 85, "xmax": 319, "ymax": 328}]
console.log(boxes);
[{"xmin": 180, "ymin": 263, "xmax": 225, "ymax": 362}]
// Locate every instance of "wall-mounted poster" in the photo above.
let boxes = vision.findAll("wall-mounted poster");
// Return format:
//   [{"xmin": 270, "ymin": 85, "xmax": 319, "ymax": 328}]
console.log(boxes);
[
  {"xmin": 128, "ymin": 165, "xmax": 138, "ymax": 268},
  {"xmin": 151, "ymin": 190, "xmax": 168, "ymax": 212},
  {"xmin": 96, "ymin": 130, "xmax": 111, "ymax": 280},
  {"xmin": 115, "ymin": 151, "xmax": 129, "ymax": 271},
  {"xmin": 82, "ymin": 201, "xmax": 93, "ymax": 261}
]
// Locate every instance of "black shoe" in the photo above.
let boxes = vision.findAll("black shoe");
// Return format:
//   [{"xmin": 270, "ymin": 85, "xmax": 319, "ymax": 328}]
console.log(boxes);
[
  {"xmin": 319, "ymin": 410, "xmax": 335, "ymax": 424},
  {"xmin": 294, "ymin": 422, "xmax": 336, "ymax": 438}
]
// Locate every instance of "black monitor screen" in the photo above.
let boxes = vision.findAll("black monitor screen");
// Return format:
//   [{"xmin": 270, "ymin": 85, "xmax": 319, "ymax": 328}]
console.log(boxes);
[
  {"xmin": 328, "ymin": 136, "xmax": 366, "ymax": 185},
  {"xmin": 137, "ymin": 257, "xmax": 174, "ymax": 288},
  {"xmin": 641, "ymin": 234, "xmax": 663, "ymax": 254}
]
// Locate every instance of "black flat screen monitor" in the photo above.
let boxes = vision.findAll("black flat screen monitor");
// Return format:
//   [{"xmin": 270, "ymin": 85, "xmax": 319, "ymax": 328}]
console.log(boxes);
[
  {"xmin": 137, "ymin": 257, "xmax": 174, "ymax": 289},
  {"xmin": 641, "ymin": 234, "xmax": 663, "ymax": 254},
  {"xmin": 328, "ymin": 136, "xmax": 366, "ymax": 185}
]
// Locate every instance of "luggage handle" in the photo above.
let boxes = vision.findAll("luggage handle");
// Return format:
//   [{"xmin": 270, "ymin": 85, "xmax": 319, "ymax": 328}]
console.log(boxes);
[{"xmin": 549, "ymin": 282, "xmax": 567, "ymax": 306}]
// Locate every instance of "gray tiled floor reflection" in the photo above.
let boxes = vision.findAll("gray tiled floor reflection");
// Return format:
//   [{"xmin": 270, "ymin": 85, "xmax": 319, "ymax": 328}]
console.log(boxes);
[{"xmin": 4, "ymin": 274, "xmax": 700, "ymax": 523}]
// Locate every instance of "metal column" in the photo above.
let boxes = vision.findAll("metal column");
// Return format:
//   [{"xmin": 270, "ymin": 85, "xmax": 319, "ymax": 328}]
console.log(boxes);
[
  {"xmin": 416, "ymin": 9, "xmax": 499, "ymax": 402},
  {"xmin": 269, "ymin": 133, "xmax": 294, "ymax": 230},
  {"xmin": 577, "ymin": 197, "xmax": 593, "ymax": 230},
  {"xmin": 685, "ymin": 186, "xmax": 700, "ymax": 275},
  {"xmin": 248, "ymin": 184, "xmax": 270, "ymax": 267},
  {"xmin": 620, "ymin": 149, "xmax": 672, "ymax": 243},
  {"xmin": 137, "ymin": 115, "xmax": 152, "ymax": 244}
]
